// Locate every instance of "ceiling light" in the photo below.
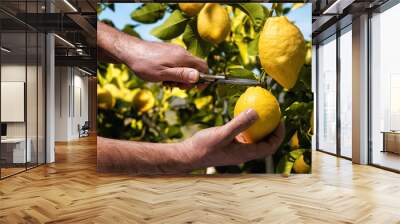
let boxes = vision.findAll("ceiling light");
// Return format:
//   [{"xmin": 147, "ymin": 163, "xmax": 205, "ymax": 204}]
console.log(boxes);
[
  {"xmin": 54, "ymin": 34, "xmax": 75, "ymax": 48},
  {"xmin": 78, "ymin": 67, "xmax": 93, "ymax": 76},
  {"xmin": 1, "ymin": 47, "xmax": 11, "ymax": 53},
  {"xmin": 322, "ymin": 0, "xmax": 354, "ymax": 15},
  {"xmin": 63, "ymin": 0, "xmax": 78, "ymax": 12}
]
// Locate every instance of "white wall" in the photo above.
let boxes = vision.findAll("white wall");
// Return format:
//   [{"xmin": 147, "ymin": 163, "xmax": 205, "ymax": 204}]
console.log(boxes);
[
  {"xmin": 55, "ymin": 66, "xmax": 69, "ymax": 141},
  {"xmin": 1, "ymin": 65, "xmax": 33, "ymax": 138},
  {"xmin": 1, "ymin": 63, "xmax": 46, "ymax": 164},
  {"xmin": 1, "ymin": 65, "xmax": 26, "ymax": 139},
  {"xmin": 54, "ymin": 67, "xmax": 89, "ymax": 141}
]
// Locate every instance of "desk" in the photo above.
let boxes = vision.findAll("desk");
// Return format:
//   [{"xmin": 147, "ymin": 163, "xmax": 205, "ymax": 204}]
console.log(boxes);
[
  {"xmin": 382, "ymin": 131, "xmax": 400, "ymax": 154},
  {"xmin": 1, "ymin": 138, "xmax": 31, "ymax": 163}
]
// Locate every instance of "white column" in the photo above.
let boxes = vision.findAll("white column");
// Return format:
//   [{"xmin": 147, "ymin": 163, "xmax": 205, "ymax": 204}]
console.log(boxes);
[
  {"xmin": 46, "ymin": 32, "xmax": 55, "ymax": 163},
  {"xmin": 45, "ymin": 0, "xmax": 56, "ymax": 163},
  {"xmin": 352, "ymin": 14, "xmax": 369, "ymax": 164}
]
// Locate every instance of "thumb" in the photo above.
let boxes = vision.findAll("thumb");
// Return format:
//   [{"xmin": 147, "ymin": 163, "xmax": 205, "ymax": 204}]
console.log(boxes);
[
  {"xmin": 220, "ymin": 109, "xmax": 259, "ymax": 140},
  {"xmin": 161, "ymin": 67, "xmax": 199, "ymax": 84}
]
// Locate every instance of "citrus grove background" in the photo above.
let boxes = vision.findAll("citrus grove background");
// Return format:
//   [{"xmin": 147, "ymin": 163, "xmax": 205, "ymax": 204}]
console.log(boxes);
[{"xmin": 97, "ymin": 3, "xmax": 313, "ymax": 175}]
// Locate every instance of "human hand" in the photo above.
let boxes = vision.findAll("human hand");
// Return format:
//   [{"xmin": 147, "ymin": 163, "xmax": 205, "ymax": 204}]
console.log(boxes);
[
  {"xmin": 96, "ymin": 110, "xmax": 284, "ymax": 174},
  {"xmin": 98, "ymin": 22, "xmax": 208, "ymax": 89},
  {"xmin": 117, "ymin": 37, "xmax": 208, "ymax": 89},
  {"xmin": 178, "ymin": 109, "xmax": 285, "ymax": 169}
]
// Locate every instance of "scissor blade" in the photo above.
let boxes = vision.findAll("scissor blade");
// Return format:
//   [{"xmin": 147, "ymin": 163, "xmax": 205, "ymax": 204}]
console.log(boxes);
[
  {"xmin": 199, "ymin": 73, "xmax": 225, "ymax": 81},
  {"xmin": 214, "ymin": 78, "xmax": 260, "ymax": 86}
]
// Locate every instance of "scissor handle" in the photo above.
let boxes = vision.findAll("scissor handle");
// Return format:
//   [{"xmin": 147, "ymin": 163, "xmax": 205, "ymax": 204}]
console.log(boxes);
[{"xmin": 199, "ymin": 73, "xmax": 226, "ymax": 81}]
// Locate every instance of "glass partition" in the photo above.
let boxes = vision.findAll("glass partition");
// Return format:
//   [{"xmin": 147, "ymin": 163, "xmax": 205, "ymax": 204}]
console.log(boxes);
[
  {"xmin": 339, "ymin": 26, "xmax": 352, "ymax": 158},
  {"xmin": 0, "ymin": 0, "xmax": 46, "ymax": 179},
  {"xmin": 1, "ymin": 30, "xmax": 28, "ymax": 178},
  {"xmin": 27, "ymin": 31, "xmax": 38, "ymax": 169},
  {"xmin": 370, "ymin": 3, "xmax": 400, "ymax": 171},
  {"xmin": 317, "ymin": 35, "xmax": 337, "ymax": 154}
]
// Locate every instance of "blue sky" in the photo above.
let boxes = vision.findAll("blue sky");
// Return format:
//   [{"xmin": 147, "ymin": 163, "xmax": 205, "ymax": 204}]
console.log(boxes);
[{"xmin": 98, "ymin": 3, "xmax": 312, "ymax": 41}]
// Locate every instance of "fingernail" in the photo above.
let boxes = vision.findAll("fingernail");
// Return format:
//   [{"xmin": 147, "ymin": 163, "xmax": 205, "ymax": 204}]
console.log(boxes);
[
  {"xmin": 188, "ymin": 70, "xmax": 199, "ymax": 83},
  {"xmin": 245, "ymin": 109, "xmax": 259, "ymax": 122}
]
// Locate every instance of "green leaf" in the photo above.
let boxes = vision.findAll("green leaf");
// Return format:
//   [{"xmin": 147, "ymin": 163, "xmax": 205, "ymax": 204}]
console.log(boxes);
[
  {"xmin": 299, "ymin": 66, "xmax": 312, "ymax": 89},
  {"xmin": 276, "ymin": 154, "xmax": 290, "ymax": 174},
  {"xmin": 215, "ymin": 114, "xmax": 224, "ymax": 126},
  {"xmin": 216, "ymin": 84, "xmax": 245, "ymax": 99},
  {"xmin": 122, "ymin": 24, "xmax": 141, "ymax": 38},
  {"xmin": 272, "ymin": 3, "xmax": 284, "ymax": 16},
  {"xmin": 131, "ymin": 3, "xmax": 166, "ymax": 24},
  {"xmin": 165, "ymin": 125, "xmax": 182, "ymax": 138},
  {"xmin": 263, "ymin": 5, "xmax": 272, "ymax": 18},
  {"xmin": 292, "ymin": 3, "xmax": 306, "ymax": 10},
  {"xmin": 247, "ymin": 33, "xmax": 259, "ymax": 56},
  {"xmin": 226, "ymin": 65, "xmax": 256, "ymax": 79},
  {"xmin": 276, "ymin": 149, "xmax": 305, "ymax": 176},
  {"xmin": 289, "ymin": 149, "xmax": 306, "ymax": 161},
  {"xmin": 284, "ymin": 101, "xmax": 313, "ymax": 118},
  {"xmin": 233, "ymin": 3, "xmax": 266, "ymax": 31},
  {"xmin": 101, "ymin": 19, "xmax": 115, "ymax": 28},
  {"xmin": 182, "ymin": 20, "xmax": 211, "ymax": 58},
  {"xmin": 283, "ymin": 7, "xmax": 291, "ymax": 15},
  {"xmin": 106, "ymin": 3, "xmax": 115, "ymax": 12},
  {"xmin": 151, "ymin": 10, "xmax": 189, "ymax": 40}
]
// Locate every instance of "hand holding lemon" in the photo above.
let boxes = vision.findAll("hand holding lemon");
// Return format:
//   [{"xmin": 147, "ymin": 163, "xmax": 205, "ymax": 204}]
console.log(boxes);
[
  {"xmin": 234, "ymin": 87, "xmax": 281, "ymax": 143},
  {"xmin": 181, "ymin": 109, "xmax": 285, "ymax": 169}
]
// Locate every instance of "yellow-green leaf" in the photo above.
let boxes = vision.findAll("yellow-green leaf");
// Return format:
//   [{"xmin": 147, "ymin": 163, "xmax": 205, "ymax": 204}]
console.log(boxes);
[{"xmin": 151, "ymin": 10, "xmax": 189, "ymax": 40}]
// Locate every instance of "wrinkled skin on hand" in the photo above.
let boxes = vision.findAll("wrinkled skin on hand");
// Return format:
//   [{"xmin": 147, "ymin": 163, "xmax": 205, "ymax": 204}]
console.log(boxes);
[{"xmin": 179, "ymin": 109, "xmax": 285, "ymax": 169}]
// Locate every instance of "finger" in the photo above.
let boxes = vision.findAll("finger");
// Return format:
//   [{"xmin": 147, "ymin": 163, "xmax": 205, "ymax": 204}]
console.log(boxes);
[
  {"xmin": 220, "ymin": 109, "xmax": 259, "ymax": 140},
  {"xmin": 256, "ymin": 122, "xmax": 285, "ymax": 151},
  {"xmin": 160, "ymin": 67, "xmax": 199, "ymax": 84},
  {"xmin": 185, "ymin": 57, "xmax": 209, "ymax": 73},
  {"xmin": 228, "ymin": 122, "xmax": 285, "ymax": 164}
]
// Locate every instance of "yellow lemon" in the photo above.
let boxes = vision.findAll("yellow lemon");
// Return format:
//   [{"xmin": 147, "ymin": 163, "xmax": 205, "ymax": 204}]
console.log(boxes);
[
  {"xmin": 259, "ymin": 16, "xmax": 306, "ymax": 89},
  {"xmin": 305, "ymin": 42, "xmax": 312, "ymax": 65},
  {"xmin": 197, "ymin": 3, "xmax": 230, "ymax": 44},
  {"xmin": 178, "ymin": 3, "xmax": 204, "ymax": 17},
  {"xmin": 293, "ymin": 154, "xmax": 310, "ymax": 173},
  {"xmin": 234, "ymin": 87, "xmax": 281, "ymax": 143},
  {"xmin": 103, "ymin": 83, "xmax": 122, "ymax": 99},
  {"xmin": 133, "ymin": 89, "xmax": 155, "ymax": 113},
  {"xmin": 119, "ymin": 88, "xmax": 135, "ymax": 103},
  {"xmin": 98, "ymin": 85, "xmax": 116, "ymax": 110},
  {"xmin": 290, "ymin": 131, "xmax": 300, "ymax": 150},
  {"xmin": 194, "ymin": 95, "xmax": 213, "ymax": 110}
]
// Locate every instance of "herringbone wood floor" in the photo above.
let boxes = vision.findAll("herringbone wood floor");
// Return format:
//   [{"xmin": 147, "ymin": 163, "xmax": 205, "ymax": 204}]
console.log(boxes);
[{"xmin": 1, "ymin": 136, "xmax": 400, "ymax": 223}]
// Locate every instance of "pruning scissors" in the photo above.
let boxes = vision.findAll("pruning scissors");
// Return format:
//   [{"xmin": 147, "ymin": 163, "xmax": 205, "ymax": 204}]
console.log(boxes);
[{"xmin": 198, "ymin": 73, "xmax": 260, "ymax": 86}]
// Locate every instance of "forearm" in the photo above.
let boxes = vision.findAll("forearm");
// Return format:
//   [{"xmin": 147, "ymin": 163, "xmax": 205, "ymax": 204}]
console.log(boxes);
[
  {"xmin": 97, "ymin": 22, "xmax": 141, "ymax": 65},
  {"xmin": 97, "ymin": 137, "xmax": 192, "ymax": 174},
  {"xmin": 97, "ymin": 47, "xmax": 121, "ymax": 64}
]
